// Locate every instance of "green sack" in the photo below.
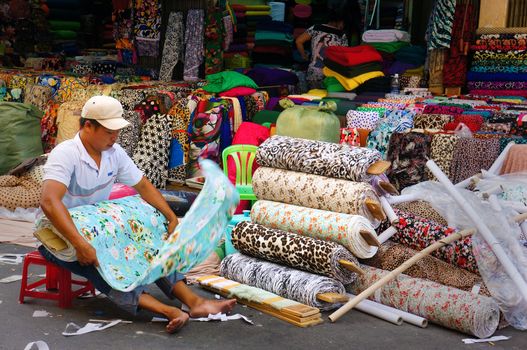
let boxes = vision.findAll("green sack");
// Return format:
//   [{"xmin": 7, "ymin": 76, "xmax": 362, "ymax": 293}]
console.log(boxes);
[
  {"xmin": 0, "ymin": 102, "xmax": 43, "ymax": 175},
  {"xmin": 275, "ymin": 100, "xmax": 340, "ymax": 143}
]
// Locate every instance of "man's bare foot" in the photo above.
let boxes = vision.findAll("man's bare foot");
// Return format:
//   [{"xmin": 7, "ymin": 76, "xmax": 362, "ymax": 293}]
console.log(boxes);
[
  {"xmin": 188, "ymin": 297, "xmax": 237, "ymax": 318},
  {"xmin": 165, "ymin": 307, "xmax": 189, "ymax": 333}
]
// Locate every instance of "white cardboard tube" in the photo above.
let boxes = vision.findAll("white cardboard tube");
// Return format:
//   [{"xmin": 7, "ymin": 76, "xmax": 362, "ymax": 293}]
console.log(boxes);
[
  {"xmin": 364, "ymin": 298, "xmax": 428, "ymax": 328},
  {"xmin": 488, "ymin": 141, "xmax": 515, "ymax": 175},
  {"xmin": 386, "ymin": 194, "xmax": 420, "ymax": 205},
  {"xmin": 380, "ymin": 196, "xmax": 398, "ymax": 225},
  {"xmin": 377, "ymin": 226, "xmax": 397, "ymax": 244},
  {"xmin": 426, "ymin": 159, "xmax": 527, "ymax": 303},
  {"xmin": 347, "ymin": 294, "xmax": 403, "ymax": 325}
]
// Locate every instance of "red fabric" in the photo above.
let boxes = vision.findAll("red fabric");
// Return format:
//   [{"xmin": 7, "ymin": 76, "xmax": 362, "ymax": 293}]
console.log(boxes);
[
  {"xmin": 444, "ymin": 121, "xmax": 482, "ymax": 133},
  {"xmin": 228, "ymin": 122, "xmax": 270, "ymax": 213},
  {"xmin": 324, "ymin": 45, "xmax": 383, "ymax": 67},
  {"xmin": 219, "ymin": 87, "xmax": 257, "ymax": 97},
  {"xmin": 109, "ymin": 183, "xmax": 137, "ymax": 200}
]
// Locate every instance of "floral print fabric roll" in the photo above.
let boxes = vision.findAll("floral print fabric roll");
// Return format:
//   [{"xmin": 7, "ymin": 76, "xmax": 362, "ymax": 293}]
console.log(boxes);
[
  {"xmin": 256, "ymin": 135, "xmax": 382, "ymax": 183},
  {"xmin": 231, "ymin": 221, "xmax": 359, "ymax": 284},
  {"xmin": 250, "ymin": 200, "xmax": 378, "ymax": 259},
  {"xmin": 392, "ymin": 208, "xmax": 478, "ymax": 273},
  {"xmin": 252, "ymin": 167, "xmax": 382, "ymax": 223},
  {"xmin": 347, "ymin": 265, "xmax": 500, "ymax": 338},
  {"xmin": 36, "ymin": 159, "xmax": 239, "ymax": 291}
]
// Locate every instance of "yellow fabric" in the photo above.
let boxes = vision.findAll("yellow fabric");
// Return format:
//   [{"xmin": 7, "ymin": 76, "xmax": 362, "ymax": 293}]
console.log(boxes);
[
  {"xmin": 404, "ymin": 66, "xmax": 425, "ymax": 76},
  {"xmin": 306, "ymin": 89, "xmax": 328, "ymax": 98},
  {"xmin": 322, "ymin": 68, "xmax": 384, "ymax": 91},
  {"xmin": 222, "ymin": 97, "xmax": 243, "ymax": 132}
]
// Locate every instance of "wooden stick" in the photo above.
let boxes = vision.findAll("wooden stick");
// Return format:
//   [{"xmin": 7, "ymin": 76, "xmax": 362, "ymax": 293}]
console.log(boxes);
[
  {"xmin": 329, "ymin": 228, "xmax": 476, "ymax": 322},
  {"xmin": 365, "ymin": 199, "xmax": 386, "ymax": 221},
  {"xmin": 316, "ymin": 293, "xmax": 349, "ymax": 303},
  {"xmin": 338, "ymin": 260, "xmax": 365, "ymax": 275},
  {"xmin": 515, "ymin": 213, "xmax": 527, "ymax": 223},
  {"xmin": 367, "ymin": 160, "xmax": 391, "ymax": 175},
  {"xmin": 360, "ymin": 230, "xmax": 381, "ymax": 247},
  {"xmin": 378, "ymin": 181, "xmax": 398, "ymax": 195}
]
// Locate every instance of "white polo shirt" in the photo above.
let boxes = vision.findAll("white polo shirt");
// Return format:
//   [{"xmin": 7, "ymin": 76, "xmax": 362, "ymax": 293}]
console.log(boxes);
[{"xmin": 43, "ymin": 133, "xmax": 143, "ymax": 209}]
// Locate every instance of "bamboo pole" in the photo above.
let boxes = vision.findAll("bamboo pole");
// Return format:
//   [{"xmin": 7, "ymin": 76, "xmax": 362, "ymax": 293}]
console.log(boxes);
[{"xmin": 329, "ymin": 228, "xmax": 476, "ymax": 322}]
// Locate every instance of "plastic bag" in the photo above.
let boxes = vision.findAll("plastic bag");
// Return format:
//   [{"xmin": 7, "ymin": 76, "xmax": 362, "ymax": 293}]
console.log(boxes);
[
  {"xmin": 454, "ymin": 122, "xmax": 473, "ymax": 138},
  {"xmin": 474, "ymin": 172, "xmax": 527, "ymax": 207},
  {"xmin": 401, "ymin": 181, "xmax": 527, "ymax": 329}
]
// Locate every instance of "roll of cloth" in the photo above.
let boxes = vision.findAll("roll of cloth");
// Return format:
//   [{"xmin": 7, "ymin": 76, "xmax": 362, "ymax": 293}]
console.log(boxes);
[
  {"xmin": 252, "ymin": 167, "xmax": 382, "ymax": 223},
  {"xmin": 449, "ymin": 138, "xmax": 500, "ymax": 184},
  {"xmin": 422, "ymin": 105, "xmax": 464, "ymax": 115},
  {"xmin": 470, "ymin": 65, "xmax": 527, "ymax": 73},
  {"xmin": 35, "ymin": 160, "xmax": 239, "ymax": 291},
  {"xmin": 393, "ymin": 201, "xmax": 448, "ymax": 226},
  {"xmin": 412, "ymin": 113, "xmax": 452, "ymax": 129},
  {"xmin": 220, "ymin": 253, "xmax": 345, "ymax": 310},
  {"xmin": 391, "ymin": 208, "xmax": 478, "ymax": 273},
  {"xmin": 255, "ymin": 135, "xmax": 382, "ymax": 183},
  {"xmin": 363, "ymin": 241, "xmax": 490, "ymax": 296},
  {"xmin": 250, "ymin": 200, "xmax": 378, "ymax": 259},
  {"xmin": 467, "ymin": 81, "xmax": 527, "ymax": 90},
  {"xmin": 347, "ymin": 265, "xmax": 500, "ymax": 338},
  {"xmin": 231, "ymin": 221, "xmax": 359, "ymax": 284},
  {"xmin": 466, "ymin": 72, "xmax": 527, "ymax": 82},
  {"xmin": 424, "ymin": 133, "xmax": 459, "ymax": 181},
  {"xmin": 346, "ymin": 110, "xmax": 380, "ymax": 130},
  {"xmin": 473, "ymin": 50, "xmax": 527, "ymax": 61}
]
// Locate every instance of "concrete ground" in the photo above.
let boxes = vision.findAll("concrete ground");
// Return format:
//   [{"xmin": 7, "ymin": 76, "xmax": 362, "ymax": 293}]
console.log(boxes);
[{"xmin": 0, "ymin": 243, "xmax": 525, "ymax": 350}]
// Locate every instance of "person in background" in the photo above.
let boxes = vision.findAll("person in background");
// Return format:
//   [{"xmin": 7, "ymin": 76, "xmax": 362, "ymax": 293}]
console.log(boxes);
[
  {"xmin": 38, "ymin": 96, "xmax": 235, "ymax": 333},
  {"xmin": 295, "ymin": 10, "xmax": 348, "ymax": 89}
]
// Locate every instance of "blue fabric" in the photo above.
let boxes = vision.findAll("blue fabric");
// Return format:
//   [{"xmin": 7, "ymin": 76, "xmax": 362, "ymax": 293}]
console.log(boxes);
[
  {"xmin": 168, "ymin": 138, "xmax": 184, "ymax": 168},
  {"xmin": 467, "ymin": 71, "xmax": 527, "ymax": 82}
]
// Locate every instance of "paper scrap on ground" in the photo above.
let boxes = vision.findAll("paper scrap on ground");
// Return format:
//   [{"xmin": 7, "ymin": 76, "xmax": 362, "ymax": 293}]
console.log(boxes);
[
  {"xmin": 23, "ymin": 341, "xmax": 50, "ymax": 350},
  {"xmin": 62, "ymin": 319, "xmax": 123, "ymax": 336},
  {"xmin": 0, "ymin": 253, "xmax": 25, "ymax": 264},
  {"xmin": 190, "ymin": 313, "xmax": 254, "ymax": 325},
  {"xmin": 32, "ymin": 310, "xmax": 51, "ymax": 318},
  {"xmin": 462, "ymin": 335, "xmax": 511, "ymax": 344},
  {"xmin": 0, "ymin": 275, "xmax": 22, "ymax": 283}
]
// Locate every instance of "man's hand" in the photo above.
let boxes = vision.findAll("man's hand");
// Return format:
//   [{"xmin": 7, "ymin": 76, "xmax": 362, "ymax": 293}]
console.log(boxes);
[
  {"xmin": 167, "ymin": 217, "xmax": 179, "ymax": 236},
  {"xmin": 76, "ymin": 242, "xmax": 99, "ymax": 267}
]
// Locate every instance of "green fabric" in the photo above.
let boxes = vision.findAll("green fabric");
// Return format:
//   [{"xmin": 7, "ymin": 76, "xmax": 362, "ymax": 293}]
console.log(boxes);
[
  {"xmin": 51, "ymin": 30, "xmax": 78, "ymax": 40},
  {"xmin": 254, "ymin": 31, "xmax": 293, "ymax": 43},
  {"xmin": 203, "ymin": 71, "xmax": 258, "ymax": 93},
  {"xmin": 49, "ymin": 20, "xmax": 81, "ymax": 31},
  {"xmin": 0, "ymin": 102, "xmax": 43, "ymax": 175},
  {"xmin": 366, "ymin": 41, "xmax": 410, "ymax": 53},
  {"xmin": 323, "ymin": 77, "xmax": 346, "ymax": 92},
  {"xmin": 252, "ymin": 110, "xmax": 281, "ymax": 125}
]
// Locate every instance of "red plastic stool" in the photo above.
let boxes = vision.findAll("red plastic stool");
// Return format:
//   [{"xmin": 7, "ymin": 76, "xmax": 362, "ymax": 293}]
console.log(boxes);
[{"xmin": 19, "ymin": 251, "xmax": 96, "ymax": 308}]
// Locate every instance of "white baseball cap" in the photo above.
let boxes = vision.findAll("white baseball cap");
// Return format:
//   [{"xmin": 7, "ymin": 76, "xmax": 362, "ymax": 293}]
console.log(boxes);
[{"xmin": 81, "ymin": 96, "xmax": 130, "ymax": 130}]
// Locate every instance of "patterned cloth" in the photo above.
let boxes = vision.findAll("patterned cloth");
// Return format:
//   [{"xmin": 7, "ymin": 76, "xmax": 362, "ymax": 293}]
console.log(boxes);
[
  {"xmin": 0, "ymin": 175, "xmax": 41, "ymax": 210},
  {"xmin": 346, "ymin": 111, "xmax": 380, "ymax": 130},
  {"xmin": 386, "ymin": 132, "xmax": 432, "ymax": 190},
  {"xmin": 256, "ymin": 135, "xmax": 382, "ymax": 183},
  {"xmin": 426, "ymin": 0, "xmax": 456, "ymax": 50},
  {"xmin": 347, "ymin": 266, "xmax": 500, "ymax": 338},
  {"xmin": 252, "ymin": 167, "xmax": 381, "ymax": 223},
  {"xmin": 363, "ymin": 241, "xmax": 489, "ymax": 296},
  {"xmin": 158, "ymin": 12, "xmax": 184, "ymax": 81},
  {"xmin": 133, "ymin": 113, "xmax": 173, "ymax": 189},
  {"xmin": 250, "ymin": 200, "xmax": 378, "ymax": 259},
  {"xmin": 134, "ymin": 0, "xmax": 162, "ymax": 57},
  {"xmin": 117, "ymin": 111, "xmax": 142, "ymax": 157},
  {"xmin": 393, "ymin": 200, "xmax": 448, "ymax": 226},
  {"xmin": 36, "ymin": 159, "xmax": 239, "ymax": 291},
  {"xmin": 339, "ymin": 128, "xmax": 361, "ymax": 146},
  {"xmin": 392, "ymin": 208, "xmax": 478, "ymax": 273},
  {"xmin": 423, "ymin": 105, "xmax": 464, "ymax": 115},
  {"xmin": 183, "ymin": 9, "xmax": 205, "ymax": 81},
  {"xmin": 23, "ymin": 84, "xmax": 52, "ymax": 113},
  {"xmin": 231, "ymin": 221, "xmax": 359, "ymax": 284},
  {"xmin": 449, "ymin": 138, "xmax": 500, "ymax": 184},
  {"xmin": 413, "ymin": 113, "xmax": 452, "ymax": 129}
]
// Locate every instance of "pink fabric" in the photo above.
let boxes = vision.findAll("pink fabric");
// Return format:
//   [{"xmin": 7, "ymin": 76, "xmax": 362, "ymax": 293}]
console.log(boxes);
[
  {"xmin": 469, "ymin": 90, "xmax": 527, "ymax": 97},
  {"xmin": 227, "ymin": 122, "xmax": 270, "ymax": 213},
  {"xmin": 109, "ymin": 183, "xmax": 137, "ymax": 200},
  {"xmin": 219, "ymin": 87, "xmax": 257, "ymax": 97}
]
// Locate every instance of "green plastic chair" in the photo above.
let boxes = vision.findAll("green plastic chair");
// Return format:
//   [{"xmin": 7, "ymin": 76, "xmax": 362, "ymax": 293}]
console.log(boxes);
[{"xmin": 222, "ymin": 144, "xmax": 258, "ymax": 201}]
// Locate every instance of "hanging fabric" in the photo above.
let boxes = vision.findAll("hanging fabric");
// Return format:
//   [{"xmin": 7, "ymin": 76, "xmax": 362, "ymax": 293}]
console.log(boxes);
[{"xmin": 158, "ymin": 12, "xmax": 184, "ymax": 81}]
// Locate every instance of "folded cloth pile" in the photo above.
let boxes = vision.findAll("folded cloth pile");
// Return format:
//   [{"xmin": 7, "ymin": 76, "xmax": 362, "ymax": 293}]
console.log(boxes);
[
  {"xmin": 322, "ymin": 45, "xmax": 385, "ymax": 92},
  {"xmin": 202, "ymin": 71, "xmax": 258, "ymax": 94},
  {"xmin": 468, "ymin": 32, "xmax": 527, "ymax": 96},
  {"xmin": 362, "ymin": 29, "xmax": 410, "ymax": 54},
  {"xmin": 253, "ymin": 20, "xmax": 294, "ymax": 67}
]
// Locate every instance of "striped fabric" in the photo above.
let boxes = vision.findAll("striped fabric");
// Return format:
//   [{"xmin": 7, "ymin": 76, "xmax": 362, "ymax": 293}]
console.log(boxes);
[{"xmin": 426, "ymin": 0, "xmax": 456, "ymax": 50}]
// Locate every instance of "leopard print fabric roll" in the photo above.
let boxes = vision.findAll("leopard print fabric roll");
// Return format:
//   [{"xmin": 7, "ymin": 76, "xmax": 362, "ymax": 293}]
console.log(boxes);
[
  {"xmin": 231, "ymin": 221, "xmax": 359, "ymax": 284},
  {"xmin": 426, "ymin": 133, "xmax": 459, "ymax": 181},
  {"xmin": 252, "ymin": 167, "xmax": 382, "ymax": 223},
  {"xmin": 413, "ymin": 114, "xmax": 453, "ymax": 130},
  {"xmin": 256, "ymin": 135, "xmax": 382, "ymax": 183}
]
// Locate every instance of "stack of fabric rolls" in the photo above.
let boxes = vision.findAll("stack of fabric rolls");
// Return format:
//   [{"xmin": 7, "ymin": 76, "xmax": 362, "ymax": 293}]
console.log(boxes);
[
  {"xmin": 468, "ymin": 30, "xmax": 527, "ymax": 97},
  {"xmin": 322, "ymin": 45, "xmax": 385, "ymax": 93},
  {"xmin": 253, "ymin": 20, "xmax": 294, "ymax": 67}
]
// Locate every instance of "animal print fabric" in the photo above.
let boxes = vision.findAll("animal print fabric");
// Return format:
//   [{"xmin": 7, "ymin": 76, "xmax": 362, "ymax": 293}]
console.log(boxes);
[
  {"xmin": 449, "ymin": 138, "xmax": 500, "ymax": 184},
  {"xmin": 413, "ymin": 113, "xmax": 453, "ymax": 130},
  {"xmin": 346, "ymin": 111, "xmax": 380, "ymax": 130},
  {"xmin": 252, "ymin": 167, "xmax": 382, "ymax": 224},
  {"xmin": 231, "ymin": 221, "xmax": 359, "ymax": 284},
  {"xmin": 167, "ymin": 99, "xmax": 191, "ymax": 184},
  {"xmin": 363, "ymin": 241, "xmax": 490, "ymax": 296},
  {"xmin": 256, "ymin": 135, "xmax": 382, "ymax": 183},
  {"xmin": 393, "ymin": 200, "xmax": 448, "ymax": 226},
  {"xmin": 426, "ymin": 133, "xmax": 459, "ymax": 181}
]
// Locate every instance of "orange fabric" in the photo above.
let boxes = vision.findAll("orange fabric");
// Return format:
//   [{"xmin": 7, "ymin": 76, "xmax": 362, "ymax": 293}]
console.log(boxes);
[{"xmin": 500, "ymin": 144, "xmax": 527, "ymax": 174}]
